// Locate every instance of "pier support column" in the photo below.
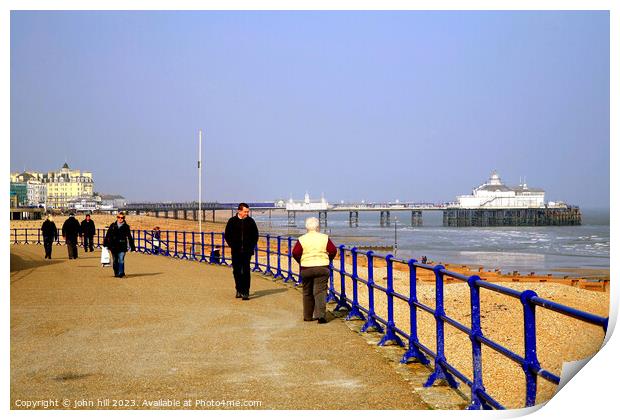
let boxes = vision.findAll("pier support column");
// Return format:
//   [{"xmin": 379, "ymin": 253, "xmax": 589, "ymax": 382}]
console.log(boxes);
[
  {"xmin": 411, "ymin": 210, "xmax": 423, "ymax": 227},
  {"xmin": 287, "ymin": 211, "xmax": 296, "ymax": 227},
  {"xmin": 380, "ymin": 211, "xmax": 391, "ymax": 227},
  {"xmin": 349, "ymin": 211, "xmax": 359, "ymax": 227},
  {"xmin": 319, "ymin": 211, "xmax": 328, "ymax": 228},
  {"xmin": 212, "ymin": 209, "xmax": 216, "ymax": 222}
]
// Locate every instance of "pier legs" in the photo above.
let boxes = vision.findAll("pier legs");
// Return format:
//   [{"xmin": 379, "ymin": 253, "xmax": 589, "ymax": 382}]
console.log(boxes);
[
  {"xmin": 287, "ymin": 211, "xmax": 296, "ymax": 227},
  {"xmin": 380, "ymin": 211, "xmax": 391, "ymax": 227},
  {"xmin": 319, "ymin": 211, "xmax": 328, "ymax": 228},
  {"xmin": 411, "ymin": 210, "xmax": 422, "ymax": 227},
  {"xmin": 349, "ymin": 211, "xmax": 359, "ymax": 227}
]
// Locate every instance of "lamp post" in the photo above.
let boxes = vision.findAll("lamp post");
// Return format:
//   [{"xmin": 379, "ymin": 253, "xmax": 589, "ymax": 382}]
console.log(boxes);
[
  {"xmin": 198, "ymin": 129, "xmax": 202, "ymax": 235},
  {"xmin": 394, "ymin": 216, "xmax": 398, "ymax": 255}
]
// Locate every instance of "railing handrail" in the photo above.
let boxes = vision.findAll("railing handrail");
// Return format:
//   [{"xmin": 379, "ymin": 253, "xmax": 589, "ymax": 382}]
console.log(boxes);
[{"xmin": 10, "ymin": 227, "xmax": 608, "ymax": 409}]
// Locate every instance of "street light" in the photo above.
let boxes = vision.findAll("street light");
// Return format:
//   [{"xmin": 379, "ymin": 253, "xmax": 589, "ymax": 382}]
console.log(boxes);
[{"xmin": 394, "ymin": 216, "xmax": 398, "ymax": 255}]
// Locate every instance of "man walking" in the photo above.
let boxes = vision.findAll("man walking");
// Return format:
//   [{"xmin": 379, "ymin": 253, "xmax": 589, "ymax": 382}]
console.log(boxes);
[
  {"xmin": 103, "ymin": 212, "xmax": 136, "ymax": 278},
  {"xmin": 41, "ymin": 214, "xmax": 58, "ymax": 259},
  {"xmin": 62, "ymin": 212, "xmax": 81, "ymax": 259},
  {"xmin": 80, "ymin": 214, "xmax": 96, "ymax": 252},
  {"xmin": 224, "ymin": 203, "xmax": 259, "ymax": 300}
]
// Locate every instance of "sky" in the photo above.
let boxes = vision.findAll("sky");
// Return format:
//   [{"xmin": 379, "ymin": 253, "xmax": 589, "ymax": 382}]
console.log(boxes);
[{"xmin": 10, "ymin": 10, "xmax": 610, "ymax": 207}]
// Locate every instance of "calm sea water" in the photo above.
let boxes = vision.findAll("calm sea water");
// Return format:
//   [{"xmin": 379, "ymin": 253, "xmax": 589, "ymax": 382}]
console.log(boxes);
[{"xmin": 252, "ymin": 208, "xmax": 610, "ymax": 277}]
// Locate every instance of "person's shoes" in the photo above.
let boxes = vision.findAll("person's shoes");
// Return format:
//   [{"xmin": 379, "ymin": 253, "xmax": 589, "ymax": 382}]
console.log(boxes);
[
  {"xmin": 317, "ymin": 318, "xmax": 327, "ymax": 324},
  {"xmin": 242, "ymin": 294, "xmax": 250, "ymax": 301},
  {"xmin": 119, "ymin": 273, "xmax": 125, "ymax": 278},
  {"xmin": 236, "ymin": 291, "xmax": 242, "ymax": 298}
]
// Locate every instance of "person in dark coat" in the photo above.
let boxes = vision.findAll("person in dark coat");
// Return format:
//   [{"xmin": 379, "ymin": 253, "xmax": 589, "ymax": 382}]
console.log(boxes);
[
  {"xmin": 62, "ymin": 213, "xmax": 81, "ymax": 259},
  {"xmin": 80, "ymin": 214, "xmax": 96, "ymax": 252},
  {"xmin": 41, "ymin": 214, "xmax": 58, "ymax": 259},
  {"xmin": 224, "ymin": 203, "xmax": 259, "ymax": 300},
  {"xmin": 103, "ymin": 212, "xmax": 136, "ymax": 278}
]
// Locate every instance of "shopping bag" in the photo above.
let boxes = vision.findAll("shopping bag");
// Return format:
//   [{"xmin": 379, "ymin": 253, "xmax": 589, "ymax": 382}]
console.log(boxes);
[{"xmin": 101, "ymin": 246, "xmax": 111, "ymax": 267}]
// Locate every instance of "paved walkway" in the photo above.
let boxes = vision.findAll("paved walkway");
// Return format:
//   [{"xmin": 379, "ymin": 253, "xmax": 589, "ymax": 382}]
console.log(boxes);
[{"xmin": 10, "ymin": 244, "xmax": 456, "ymax": 410}]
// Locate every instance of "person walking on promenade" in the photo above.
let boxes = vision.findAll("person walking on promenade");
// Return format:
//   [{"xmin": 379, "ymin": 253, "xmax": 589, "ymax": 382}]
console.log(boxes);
[
  {"xmin": 224, "ymin": 203, "xmax": 259, "ymax": 300},
  {"xmin": 292, "ymin": 217, "xmax": 337, "ymax": 324},
  {"xmin": 80, "ymin": 214, "xmax": 96, "ymax": 252},
  {"xmin": 152, "ymin": 226, "xmax": 161, "ymax": 255},
  {"xmin": 41, "ymin": 214, "xmax": 58, "ymax": 259},
  {"xmin": 62, "ymin": 212, "xmax": 81, "ymax": 259},
  {"xmin": 103, "ymin": 212, "xmax": 136, "ymax": 278}
]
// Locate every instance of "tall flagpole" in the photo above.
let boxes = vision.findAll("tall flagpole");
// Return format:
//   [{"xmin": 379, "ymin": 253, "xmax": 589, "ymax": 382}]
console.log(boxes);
[{"xmin": 198, "ymin": 129, "xmax": 202, "ymax": 235}]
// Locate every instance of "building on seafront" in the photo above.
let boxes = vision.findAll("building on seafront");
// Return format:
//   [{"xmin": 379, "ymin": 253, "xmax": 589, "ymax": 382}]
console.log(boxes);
[
  {"xmin": 285, "ymin": 192, "xmax": 329, "ymax": 211},
  {"xmin": 455, "ymin": 170, "xmax": 547, "ymax": 209},
  {"xmin": 445, "ymin": 170, "xmax": 580, "ymax": 226},
  {"xmin": 10, "ymin": 163, "xmax": 94, "ymax": 210}
]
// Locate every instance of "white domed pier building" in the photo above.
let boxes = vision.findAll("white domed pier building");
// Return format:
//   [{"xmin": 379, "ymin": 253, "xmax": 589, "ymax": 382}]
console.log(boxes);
[{"xmin": 444, "ymin": 171, "xmax": 581, "ymax": 226}]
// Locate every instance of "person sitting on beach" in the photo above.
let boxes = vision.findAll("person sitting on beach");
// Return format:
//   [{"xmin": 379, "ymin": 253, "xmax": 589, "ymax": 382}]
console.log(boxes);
[
  {"xmin": 152, "ymin": 226, "xmax": 161, "ymax": 255},
  {"xmin": 292, "ymin": 217, "xmax": 337, "ymax": 324}
]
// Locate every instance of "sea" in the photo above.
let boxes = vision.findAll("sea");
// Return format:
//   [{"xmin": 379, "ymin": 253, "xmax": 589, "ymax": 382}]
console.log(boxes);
[{"xmin": 252, "ymin": 208, "xmax": 610, "ymax": 278}]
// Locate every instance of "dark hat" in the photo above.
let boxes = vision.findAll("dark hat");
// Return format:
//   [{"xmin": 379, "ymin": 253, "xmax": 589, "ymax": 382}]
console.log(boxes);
[{"xmin": 69, "ymin": 212, "xmax": 75, "ymax": 216}]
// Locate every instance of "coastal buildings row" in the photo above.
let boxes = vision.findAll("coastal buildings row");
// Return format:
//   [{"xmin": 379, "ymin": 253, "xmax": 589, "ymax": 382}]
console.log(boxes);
[{"xmin": 9, "ymin": 163, "xmax": 126, "ymax": 217}]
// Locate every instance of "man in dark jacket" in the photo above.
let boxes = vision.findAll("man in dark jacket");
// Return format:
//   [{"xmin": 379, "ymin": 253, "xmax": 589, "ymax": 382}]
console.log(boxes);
[
  {"xmin": 41, "ymin": 214, "xmax": 58, "ymax": 259},
  {"xmin": 62, "ymin": 213, "xmax": 81, "ymax": 259},
  {"xmin": 80, "ymin": 214, "xmax": 96, "ymax": 252},
  {"xmin": 103, "ymin": 212, "xmax": 136, "ymax": 278},
  {"xmin": 224, "ymin": 203, "xmax": 259, "ymax": 300}
]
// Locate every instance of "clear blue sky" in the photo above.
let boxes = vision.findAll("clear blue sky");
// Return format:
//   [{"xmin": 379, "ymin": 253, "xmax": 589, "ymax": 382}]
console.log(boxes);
[{"xmin": 10, "ymin": 11, "xmax": 610, "ymax": 207}]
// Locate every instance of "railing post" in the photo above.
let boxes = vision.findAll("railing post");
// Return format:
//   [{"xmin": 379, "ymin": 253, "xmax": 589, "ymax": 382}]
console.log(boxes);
[
  {"xmin": 326, "ymin": 259, "xmax": 337, "ymax": 303},
  {"xmin": 424, "ymin": 265, "xmax": 459, "ymax": 388},
  {"xmin": 274, "ymin": 235, "xmax": 284, "ymax": 279},
  {"xmin": 200, "ymin": 232, "xmax": 206, "ymax": 262},
  {"xmin": 360, "ymin": 250, "xmax": 382, "ymax": 332},
  {"xmin": 190, "ymin": 232, "xmax": 196, "ymax": 260},
  {"xmin": 56, "ymin": 228, "xmax": 61, "ymax": 245},
  {"xmin": 334, "ymin": 245, "xmax": 351, "ymax": 312},
  {"xmin": 24, "ymin": 229, "xmax": 29, "ymax": 244},
  {"xmin": 285, "ymin": 236, "xmax": 294, "ymax": 282},
  {"xmin": 401, "ymin": 259, "xmax": 430, "ymax": 365},
  {"xmin": 264, "ymin": 234, "xmax": 274, "ymax": 276},
  {"xmin": 181, "ymin": 231, "xmax": 188, "ymax": 259},
  {"xmin": 466, "ymin": 275, "xmax": 491, "ymax": 409},
  {"xmin": 97, "ymin": 228, "xmax": 101, "ymax": 249},
  {"xmin": 13, "ymin": 229, "xmax": 18, "ymax": 244},
  {"xmin": 136, "ymin": 229, "xmax": 142, "ymax": 252},
  {"xmin": 210, "ymin": 232, "xmax": 216, "ymax": 264},
  {"xmin": 221, "ymin": 232, "xmax": 228, "ymax": 265},
  {"xmin": 164, "ymin": 230, "xmax": 170, "ymax": 256},
  {"xmin": 378, "ymin": 254, "xmax": 404, "ymax": 347},
  {"xmin": 521, "ymin": 290, "xmax": 541, "ymax": 407},
  {"xmin": 36, "ymin": 229, "xmax": 41, "ymax": 245},
  {"xmin": 173, "ymin": 231, "xmax": 179, "ymax": 258},
  {"xmin": 345, "ymin": 247, "xmax": 365, "ymax": 321},
  {"xmin": 252, "ymin": 243, "xmax": 261, "ymax": 272}
]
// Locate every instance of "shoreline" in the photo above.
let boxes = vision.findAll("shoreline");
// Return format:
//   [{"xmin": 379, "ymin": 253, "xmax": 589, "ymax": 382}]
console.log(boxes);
[{"xmin": 10, "ymin": 213, "xmax": 610, "ymax": 282}]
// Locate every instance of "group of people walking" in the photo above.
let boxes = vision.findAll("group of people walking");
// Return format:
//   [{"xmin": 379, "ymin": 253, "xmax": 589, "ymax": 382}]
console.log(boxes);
[
  {"xmin": 40, "ymin": 212, "xmax": 96, "ymax": 259},
  {"xmin": 224, "ymin": 203, "xmax": 336, "ymax": 324},
  {"xmin": 40, "ymin": 203, "xmax": 337, "ymax": 324},
  {"xmin": 41, "ymin": 212, "xmax": 135, "ymax": 277}
]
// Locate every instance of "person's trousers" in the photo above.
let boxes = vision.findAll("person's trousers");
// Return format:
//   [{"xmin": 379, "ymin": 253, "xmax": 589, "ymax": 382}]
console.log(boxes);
[
  {"xmin": 83, "ymin": 235, "xmax": 94, "ymax": 252},
  {"xmin": 111, "ymin": 251, "xmax": 126, "ymax": 277},
  {"xmin": 301, "ymin": 266, "xmax": 330, "ymax": 320},
  {"xmin": 43, "ymin": 237, "xmax": 54, "ymax": 258},
  {"xmin": 66, "ymin": 239, "xmax": 78, "ymax": 259},
  {"xmin": 231, "ymin": 251, "xmax": 253, "ymax": 295}
]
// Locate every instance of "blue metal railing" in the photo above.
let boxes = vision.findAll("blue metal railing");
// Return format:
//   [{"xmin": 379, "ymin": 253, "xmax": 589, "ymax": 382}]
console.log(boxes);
[{"xmin": 11, "ymin": 227, "xmax": 608, "ymax": 409}]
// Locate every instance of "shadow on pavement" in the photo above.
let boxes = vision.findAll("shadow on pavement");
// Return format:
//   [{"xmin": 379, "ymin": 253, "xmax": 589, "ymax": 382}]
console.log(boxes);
[
  {"xmin": 251, "ymin": 288, "xmax": 289, "ymax": 299},
  {"xmin": 10, "ymin": 253, "xmax": 63, "ymax": 273}
]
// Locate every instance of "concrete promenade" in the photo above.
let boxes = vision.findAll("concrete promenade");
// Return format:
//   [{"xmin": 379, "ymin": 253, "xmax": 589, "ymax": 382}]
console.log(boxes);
[{"xmin": 10, "ymin": 244, "xmax": 468, "ymax": 410}]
